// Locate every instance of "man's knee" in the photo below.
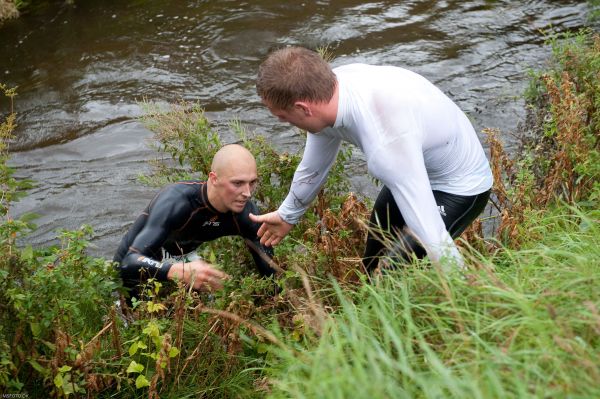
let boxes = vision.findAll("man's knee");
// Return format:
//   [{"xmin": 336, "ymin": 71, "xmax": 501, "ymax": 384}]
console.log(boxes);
[{"xmin": 362, "ymin": 231, "xmax": 426, "ymax": 276}]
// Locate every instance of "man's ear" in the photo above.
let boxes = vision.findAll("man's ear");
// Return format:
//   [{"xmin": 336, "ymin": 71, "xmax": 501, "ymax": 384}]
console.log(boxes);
[
  {"xmin": 294, "ymin": 101, "xmax": 313, "ymax": 116},
  {"xmin": 208, "ymin": 171, "xmax": 218, "ymax": 184}
]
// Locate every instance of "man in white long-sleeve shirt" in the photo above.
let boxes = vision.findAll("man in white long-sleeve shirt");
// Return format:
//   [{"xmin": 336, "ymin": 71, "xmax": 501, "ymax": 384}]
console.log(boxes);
[{"xmin": 249, "ymin": 46, "xmax": 492, "ymax": 272}]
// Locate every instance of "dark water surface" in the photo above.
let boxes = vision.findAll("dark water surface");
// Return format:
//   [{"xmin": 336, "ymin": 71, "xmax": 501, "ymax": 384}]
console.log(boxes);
[{"xmin": 0, "ymin": 0, "xmax": 590, "ymax": 257}]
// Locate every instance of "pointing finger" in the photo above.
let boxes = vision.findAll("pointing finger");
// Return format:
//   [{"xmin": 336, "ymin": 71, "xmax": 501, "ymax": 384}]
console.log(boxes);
[{"xmin": 249, "ymin": 213, "xmax": 263, "ymax": 223}]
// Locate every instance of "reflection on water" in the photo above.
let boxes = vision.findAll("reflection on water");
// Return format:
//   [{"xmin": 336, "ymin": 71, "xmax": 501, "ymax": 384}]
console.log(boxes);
[{"xmin": 0, "ymin": 0, "xmax": 591, "ymax": 257}]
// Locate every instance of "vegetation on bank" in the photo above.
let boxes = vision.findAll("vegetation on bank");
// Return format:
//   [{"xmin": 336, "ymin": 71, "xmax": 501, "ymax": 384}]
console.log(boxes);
[
  {"xmin": 1, "ymin": 29, "xmax": 599, "ymax": 399},
  {"xmin": 0, "ymin": 0, "xmax": 20, "ymax": 23}
]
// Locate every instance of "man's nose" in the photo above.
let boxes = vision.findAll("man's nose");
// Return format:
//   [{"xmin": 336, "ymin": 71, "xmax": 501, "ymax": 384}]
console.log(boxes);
[{"xmin": 241, "ymin": 184, "xmax": 251, "ymax": 197}]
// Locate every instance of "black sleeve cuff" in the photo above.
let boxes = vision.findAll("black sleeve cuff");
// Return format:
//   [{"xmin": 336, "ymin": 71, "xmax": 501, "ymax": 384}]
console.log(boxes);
[{"xmin": 155, "ymin": 260, "xmax": 173, "ymax": 281}]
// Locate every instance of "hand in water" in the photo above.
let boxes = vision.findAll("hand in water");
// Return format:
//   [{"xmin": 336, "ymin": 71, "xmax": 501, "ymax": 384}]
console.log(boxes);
[{"xmin": 249, "ymin": 211, "xmax": 293, "ymax": 247}]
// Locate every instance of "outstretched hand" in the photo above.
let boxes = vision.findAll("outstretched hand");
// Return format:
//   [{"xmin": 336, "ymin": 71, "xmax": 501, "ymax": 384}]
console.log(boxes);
[{"xmin": 249, "ymin": 211, "xmax": 293, "ymax": 247}]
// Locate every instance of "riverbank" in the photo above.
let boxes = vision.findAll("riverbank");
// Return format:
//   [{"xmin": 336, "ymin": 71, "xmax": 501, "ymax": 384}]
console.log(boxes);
[{"xmin": 1, "ymin": 26, "xmax": 599, "ymax": 399}]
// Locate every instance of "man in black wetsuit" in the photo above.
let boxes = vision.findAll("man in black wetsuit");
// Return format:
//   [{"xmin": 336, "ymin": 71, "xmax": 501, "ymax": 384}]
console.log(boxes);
[{"xmin": 113, "ymin": 144, "xmax": 275, "ymax": 298}]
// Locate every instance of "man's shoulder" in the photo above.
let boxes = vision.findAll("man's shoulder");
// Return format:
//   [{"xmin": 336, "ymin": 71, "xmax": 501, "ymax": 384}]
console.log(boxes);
[
  {"xmin": 161, "ymin": 180, "xmax": 206, "ymax": 196},
  {"xmin": 151, "ymin": 180, "xmax": 206, "ymax": 211},
  {"xmin": 333, "ymin": 63, "xmax": 370, "ymax": 74},
  {"xmin": 169, "ymin": 180, "xmax": 207, "ymax": 188},
  {"xmin": 334, "ymin": 63, "xmax": 417, "ymax": 80},
  {"xmin": 333, "ymin": 63, "xmax": 394, "ymax": 73}
]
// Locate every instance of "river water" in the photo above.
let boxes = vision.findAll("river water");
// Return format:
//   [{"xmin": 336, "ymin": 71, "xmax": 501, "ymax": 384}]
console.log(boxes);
[{"xmin": 0, "ymin": 0, "xmax": 591, "ymax": 258}]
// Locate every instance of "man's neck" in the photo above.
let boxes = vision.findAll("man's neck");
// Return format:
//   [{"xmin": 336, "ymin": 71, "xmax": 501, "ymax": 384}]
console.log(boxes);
[
  {"xmin": 321, "ymin": 81, "xmax": 340, "ymax": 127},
  {"xmin": 206, "ymin": 182, "xmax": 227, "ymax": 213}
]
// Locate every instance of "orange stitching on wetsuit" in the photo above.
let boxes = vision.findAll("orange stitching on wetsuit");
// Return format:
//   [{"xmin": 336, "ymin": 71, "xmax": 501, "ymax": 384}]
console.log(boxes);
[
  {"xmin": 198, "ymin": 182, "xmax": 211, "ymax": 209},
  {"xmin": 175, "ymin": 205, "xmax": 211, "ymax": 232},
  {"xmin": 129, "ymin": 246, "xmax": 141, "ymax": 254},
  {"xmin": 177, "ymin": 181, "xmax": 205, "ymax": 185}
]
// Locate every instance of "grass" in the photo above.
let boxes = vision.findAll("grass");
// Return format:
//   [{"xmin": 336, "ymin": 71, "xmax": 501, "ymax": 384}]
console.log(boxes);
[{"xmin": 265, "ymin": 205, "xmax": 600, "ymax": 398}]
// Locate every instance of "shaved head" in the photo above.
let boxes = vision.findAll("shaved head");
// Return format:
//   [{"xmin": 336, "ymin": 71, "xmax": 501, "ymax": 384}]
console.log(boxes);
[
  {"xmin": 207, "ymin": 144, "xmax": 258, "ymax": 213},
  {"xmin": 211, "ymin": 144, "xmax": 256, "ymax": 176}
]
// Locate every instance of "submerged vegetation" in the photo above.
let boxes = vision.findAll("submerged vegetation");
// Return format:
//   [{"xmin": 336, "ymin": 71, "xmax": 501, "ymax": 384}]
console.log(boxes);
[{"xmin": 1, "ymin": 29, "xmax": 599, "ymax": 398}]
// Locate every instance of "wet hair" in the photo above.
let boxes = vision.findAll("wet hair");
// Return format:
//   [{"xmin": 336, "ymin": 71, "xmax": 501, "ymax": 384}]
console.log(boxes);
[{"xmin": 256, "ymin": 46, "xmax": 337, "ymax": 110}]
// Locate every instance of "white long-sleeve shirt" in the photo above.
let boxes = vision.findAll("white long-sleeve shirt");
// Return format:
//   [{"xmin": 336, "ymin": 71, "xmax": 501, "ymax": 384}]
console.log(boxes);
[{"xmin": 278, "ymin": 64, "xmax": 493, "ymax": 263}]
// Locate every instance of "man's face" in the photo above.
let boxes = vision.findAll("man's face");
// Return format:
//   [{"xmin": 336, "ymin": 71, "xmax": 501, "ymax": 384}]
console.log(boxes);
[
  {"xmin": 264, "ymin": 100, "xmax": 327, "ymax": 133},
  {"xmin": 212, "ymin": 163, "xmax": 258, "ymax": 213}
]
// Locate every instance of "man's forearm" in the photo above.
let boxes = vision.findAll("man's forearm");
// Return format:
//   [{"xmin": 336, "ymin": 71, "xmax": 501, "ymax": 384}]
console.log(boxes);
[{"xmin": 119, "ymin": 252, "xmax": 173, "ymax": 282}]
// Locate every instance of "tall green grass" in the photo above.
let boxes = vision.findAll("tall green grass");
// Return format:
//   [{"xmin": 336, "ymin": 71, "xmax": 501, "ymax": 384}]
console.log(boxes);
[{"xmin": 266, "ymin": 205, "xmax": 600, "ymax": 398}]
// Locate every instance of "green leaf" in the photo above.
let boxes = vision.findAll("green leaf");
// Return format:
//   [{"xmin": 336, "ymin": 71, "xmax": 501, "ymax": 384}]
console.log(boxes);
[
  {"xmin": 153, "ymin": 281, "xmax": 162, "ymax": 295},
  {"xmin": 135, "ymin": 374, "xmax": 150, "ymax": 389},
  {"xmin": 61, "ymin": 375, "xmax": 75, "ymax": 395},
  {"xmin": 10, "ymin": 292, "xmax": 26, "ymax": 301},
  {"xmin": 28, "ymin": 360, "xmax": 48, "ymax": 375},
  {"xmin": 58, "ymin": 365, "xmax": 72, "ymax": 373},
  {"xmin": 53, "ymin": 373, "xmax": 63, "ymax": 388},
  {"xmin": 143, "ymin": 321, "xmax": 160, "ymax": 338},
  {"xmin": 129, "ymin": 342, "xmax": 139, "ymax": 356},
  {"xmin": 30, "ymin": 322, "xmax": 41, "ymax": 337},
  {"xmin": 42, "ymin": 340, "xmax": 56, "ymax": 351},
  {"xmin": 147, "ymin": 301, "xmax": 167, "ymax": 313},
  {"xmin": 169, "ymin": 347, "xmax": 180, "ymax": 358},
  {"xmin": 126, "ymin": 360, "xmax": 144, "ymax": 374},
  {"xmin": 257, "ymin": 343, "xmax": 269, "ymax": 354}
]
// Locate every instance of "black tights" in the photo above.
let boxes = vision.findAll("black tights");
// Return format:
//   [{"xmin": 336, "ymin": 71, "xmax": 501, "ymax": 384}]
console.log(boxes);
[{"xmin": 362, "ymin": 187, "xmax": 490, "ymax": 273}]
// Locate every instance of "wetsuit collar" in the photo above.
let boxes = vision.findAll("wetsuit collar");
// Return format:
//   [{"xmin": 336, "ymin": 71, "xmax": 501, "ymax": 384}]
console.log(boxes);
[{"xmin": 202, "ymin": 182, "xmax": 222, "ymax": 214}]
